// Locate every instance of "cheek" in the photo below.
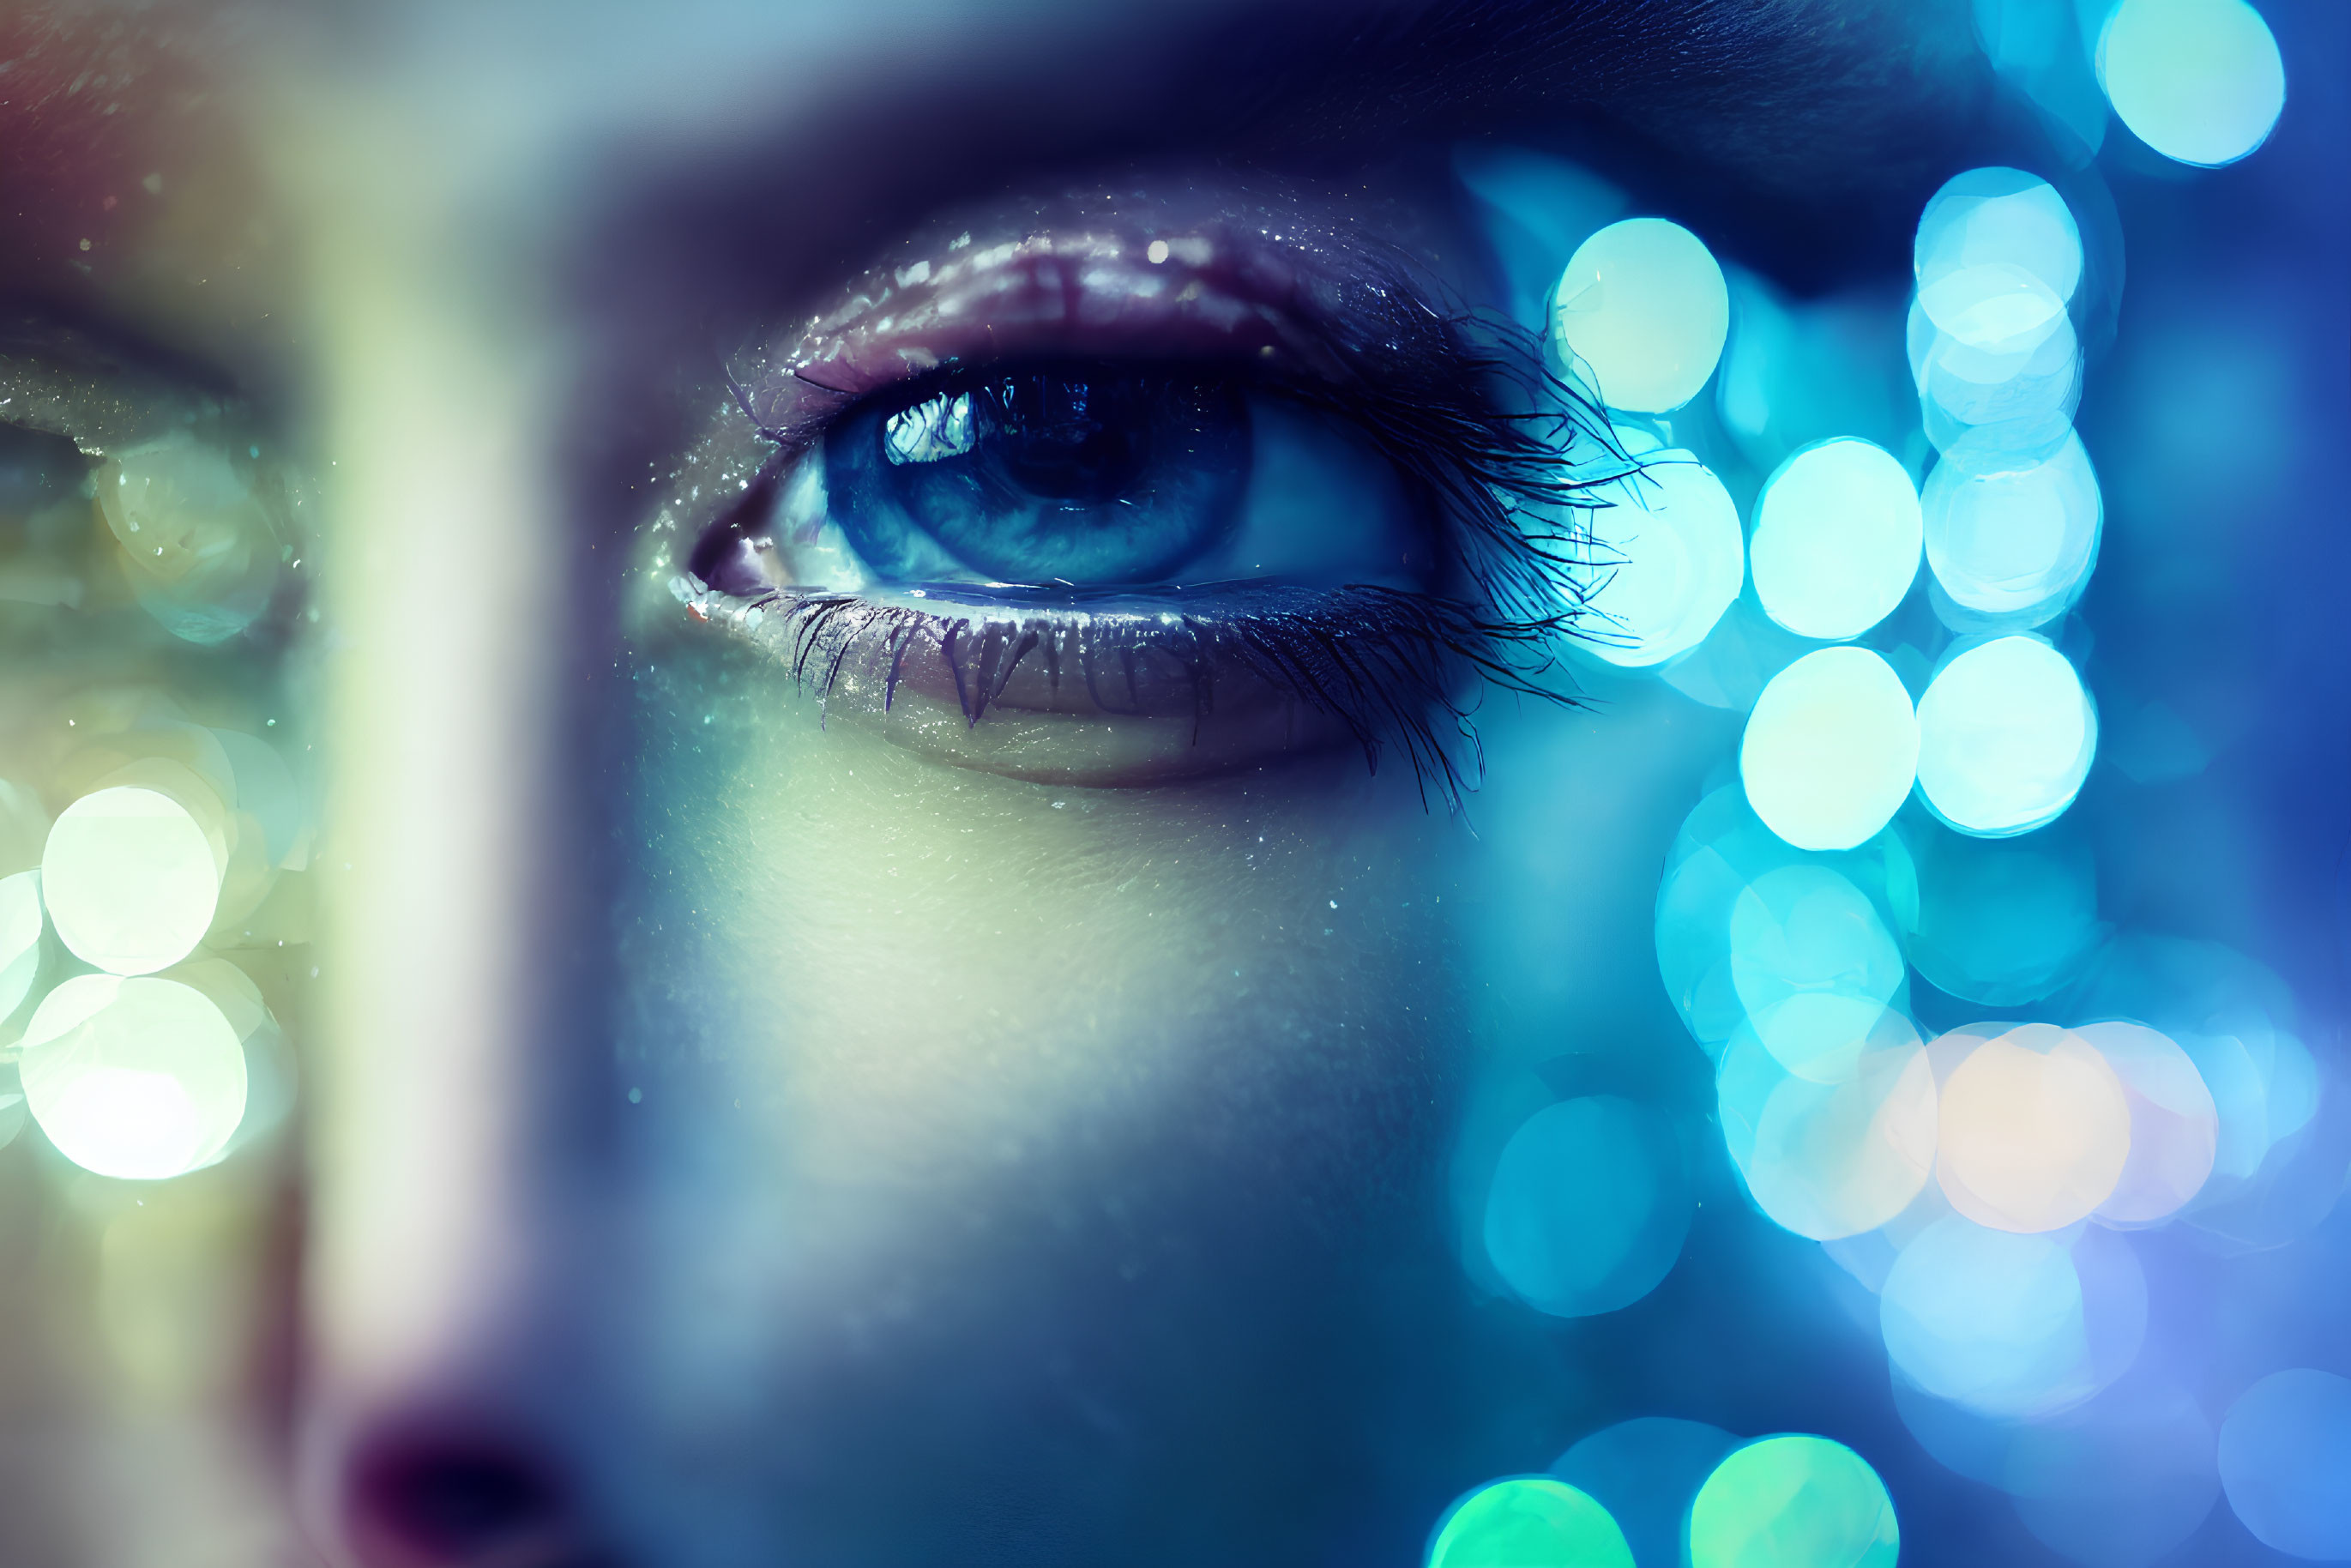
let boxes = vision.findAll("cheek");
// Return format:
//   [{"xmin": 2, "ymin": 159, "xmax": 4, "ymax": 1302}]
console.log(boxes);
[
  {"xmin": 615, "ymin": 633, "xmax": 1464, "ymax": 1197},
  {"xmin": 617, "ymin": 634, "xmax": 1468, "ymax": 1222},
  {"xmin": 591, "ymin": 635, "xmax": 1480, "ymax": 1553}
]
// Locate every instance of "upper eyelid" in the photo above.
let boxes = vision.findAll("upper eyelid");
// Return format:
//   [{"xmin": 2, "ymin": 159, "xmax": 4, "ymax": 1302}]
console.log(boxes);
[
  {"xmin": 0, "ymin": 312, "xmax": 272, "ymax": 458},
  {"xmin": 723, "ymin": 201, "xmax": 1480, "ymax": 454}
]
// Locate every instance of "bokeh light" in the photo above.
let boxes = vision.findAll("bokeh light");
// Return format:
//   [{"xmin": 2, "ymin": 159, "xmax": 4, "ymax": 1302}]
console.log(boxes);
[
  {"xmin": 1739, "ymin": 648, "xmax": 1919, "ymax": 852},
  {"xmin": 1921, "ymin": 431, "xmax": 2102, "ymax": 626},
  {"xmin": 2218, "ymin": 1369, "xmax": 2351, "ymax": 1560},
  {"xmin": 1904, "ymin": 817, "xmax": 2103, "ymax": 1005},
  {"xmin": 1914, "ymin": 637, "xmax": 2096, "ymax": 837},
  {"xmin": 93, "ymin": 433, "xmax": 284, "ymax": 645},
  {"xmin": 1936, "ymin": 1023, "xmax": 2130, "ymax": 1233},
  {"xmin": 2185, "ymin": 1022, "xmax": 2318, "ymax": 1189},
  {"xmin": 0, "ymin": 869, "xmax": 41, "ymax": 1021},
  {"xmin": 1580, "ymin": 455, "xmax": 1745, "ymax": 667},
  {"xmin": 2098, "ymin": 0, "xmax": 2286, "ymax": 168},
  {"xmin": 2075, "ymin": 1022, "xmax": 2217, "ymax": 1226},
  {"xmin": 1552, "ymin": 218, "xmax": 1729, "ymax": 414},
  {"xmin": 1687, "ymin": 1435, "xmax": 1898, "ymax": 1568},
  {"xmin": 1881, "ymin": 1217, "xmax": 2144, "ymax": 1417},
  {"xmin": 18, "ymin": 974, "xmax": 250, "ymax": 1181},
  {"xmin": 40, "ymin": 786, "xmax": 224, "ymax": 975},
  {"xmin": 1910, "ymin": 298, "xmax": 2081, "ymax": 464},
  {"xmin": 1426, "ymin": 1475, "xmax": 1635, "ymax": 1568},
  {"xmin": 1914, "ymin": 167, "xmax": 2084, "ymax": 306},
  {"xmin": 1483, "ymin": 1096, "xmax": 1691, "ymax": 1318},
  {"xmin": 210, "ymin": 727, "xmax": 306, "ymax": 867},
  {"xmin": 1655, "ymin": 787, "xmax": 1917, "ymax": 1058},
  {"xmin": 1728, "ymin": 865, "xmax": 1905, "ymax": 1083},
  {"xmin": 1749, "ymin": 439, "xmax": 1921, "ymax": 642},
  {"xmin": 1718, "ymin": 1015, "xmax": 1937, "ymax": 1240},
  {"xmin": 1554, "ymin": 1418, "xmax": 1739, "ymax": 1568}
]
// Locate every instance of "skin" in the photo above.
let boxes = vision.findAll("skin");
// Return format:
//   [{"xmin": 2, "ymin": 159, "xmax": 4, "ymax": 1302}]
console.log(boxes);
[{"xmin": 21, "ymin": 3, "xmax": 2255, "ymax": 1565}]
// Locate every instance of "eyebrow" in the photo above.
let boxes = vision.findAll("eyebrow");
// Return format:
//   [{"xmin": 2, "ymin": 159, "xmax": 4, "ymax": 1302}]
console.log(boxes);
[{"xmin": 581, "ymin": 0, "xmax": 1990, "ymax": 331}]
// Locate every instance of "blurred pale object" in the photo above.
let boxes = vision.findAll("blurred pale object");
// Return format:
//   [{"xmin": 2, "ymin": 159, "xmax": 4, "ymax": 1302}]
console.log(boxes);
[
  {"xmin": 1688, "ymin": 1435, "xmax": 1899, "ymax": 1568},
  {"xmin": 1915, "ymin": 167, "xmax": 2084, "ymax": 304},
  {"xmin": 95, "ymin": 433, "xmax": 282, "ymax": 645},
  {"xmin": 0, "ymin": 870, "xmax": 42, "ymax": 1021},
  {"xmin": 1922, "ymin": 431, "xmax": 2102, "ymax": 626},
  {"xmin": 19, "ymin": 974, "xmax": 249, "ymax": 1180},
  {"xmin": 1426, "ymin": 1477, "xmax": 1635, "ymax": 1568},
  {"xmin": 1750, "ymin": 438, "xmax": 1921, "ymax": 641},
  {"xmin": 169, "ymin": 956, "xmax": 295, "ymax": 1165},
  {"xmin": 1739, "ymin": 648, "xmax": 1919, "ymax": 852},
  {"xmin": 1915, "ymin": 636, "xmax": 2096, "ymax": 836},
  {"xmin": 1718, "ymin": 1019, "xmax": 1938, "ymax": 1240},
  {"xmin": 41, "ymin": 787, "xmax": 223, "ymax": 974},
  {"xmin": 1917, "ymin": 263, "xmax": 2066, "ymax": 354},
  {"xmin": 1881, "ymin": 1216, "xmax": 2142, "ymax": 1416},
  {"xmin": 1909, "ymin": 297, "xmax": 2081, "ymax": 465},
  {"xmin": 2077, "ymin": 1021, "xmax": 2217, "ymax": 1226},
  {"xmin": 210, "ymin": 727, "xmax": 309, "ymax": 867},
  {"xmin": 1552, "ymin": 218, "xmax": 1728, "ymax": 413},
  {"xmin": 1482, "ymin": 1096, "xmax": 1691, "ymax": 1318},
  {"xmin": 2098, "ymin": 0, "xmax": 2286, "ymax": 167},
  {"xmin": 1936, "ymin": 1023, "xmax": 2130, "ymax": 1232},
  {"xmin": 1578, "ymin": 454, "xmax": 1743, "ymax": 666},
  {"xmin": 1728, "ymin": 865, "xmax": 1905, "ymax": 1082}
]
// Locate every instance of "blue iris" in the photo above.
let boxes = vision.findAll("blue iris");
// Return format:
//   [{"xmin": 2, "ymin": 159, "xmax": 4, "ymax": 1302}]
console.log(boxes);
[{"xmin": 825, "ymin": 365, "xmax": 1251, "ymax": 586}]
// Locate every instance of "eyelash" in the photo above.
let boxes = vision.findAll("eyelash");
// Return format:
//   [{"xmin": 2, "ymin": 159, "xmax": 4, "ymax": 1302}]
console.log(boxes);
[{"xmin": 690, "ymin": 282, "xmax": 1633, "ymax": 809}]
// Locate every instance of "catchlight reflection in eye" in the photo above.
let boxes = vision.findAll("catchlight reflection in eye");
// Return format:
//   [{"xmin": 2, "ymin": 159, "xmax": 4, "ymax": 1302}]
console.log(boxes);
[
  {"xmin": 1551, "ymin": 218, "xmax": 1729, "ymax": 415},
  {"xmin": 1914, "ymin": 636, "xmax": 2096, "ymax": 837},
  {"xmin": 1481, "ymin": 1095, "xmax": 1691, "ymax": 1318},
  {"xmin": 1921, "ymin": 431, "xmax": 2102, "ymax": 627},
  {"xmin": 1687, "ymin": 1435, "xmax": 1899, "ymax": 1568},
  {"xmin": 41, "ymin": 786, "xmax": 223, "ymax": 975},
  {"xmin": 2098, "ymin": 0, "xmax": 2286, "ymax": 168},
  {"xmin": 1579, "ymin": 454, "xmax": 1744, "ymax": 666},
  {"xmin": 1739, "ymin": 648, "xmax": 1919, "ymax": 852},
  {"xmin": 1425, "ymin": 1475, "xmax": 1634, "ymax": 1568},
  {"xmin": 1750, "ymin": 438, "xmax": 1920, "ymax": 642},
  {"xmin": 2218, "ymin": 1370, "xmax": 2351, "ymax": 1560},
  {"xmin": 18, "ymin": 974, "xmax": 249, "ymax": 1181}
]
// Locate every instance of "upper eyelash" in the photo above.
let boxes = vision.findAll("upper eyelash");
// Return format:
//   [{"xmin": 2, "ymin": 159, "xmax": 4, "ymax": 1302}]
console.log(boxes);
[{"xmin": 690, "ymin": 254, "xmax": 1642, "ymax": 811}]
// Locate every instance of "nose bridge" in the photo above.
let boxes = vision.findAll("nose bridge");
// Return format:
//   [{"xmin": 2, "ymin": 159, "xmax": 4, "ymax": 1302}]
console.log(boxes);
[{"xmin": 287, "ymin": 81, "xmax": 582, "ymax": 1547}]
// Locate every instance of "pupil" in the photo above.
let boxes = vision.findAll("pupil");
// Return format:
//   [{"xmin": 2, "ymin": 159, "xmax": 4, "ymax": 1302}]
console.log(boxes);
[{"xmin": 984, "ymin": 373, "xmax": 1150, "ymax": 504}]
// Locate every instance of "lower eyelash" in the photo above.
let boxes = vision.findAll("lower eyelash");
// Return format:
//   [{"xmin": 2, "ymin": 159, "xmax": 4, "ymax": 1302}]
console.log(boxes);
[
  {"xmin": 693, "ymin": 277, "xmax": 1642, "ymax": 808},
  {"xmin": 681, "ymin": 577, "xmax": 1591, "ymax": 811}
]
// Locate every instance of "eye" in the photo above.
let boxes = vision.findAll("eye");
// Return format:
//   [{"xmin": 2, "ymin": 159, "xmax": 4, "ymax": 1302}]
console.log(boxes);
[
  {"xmin": 661, "ymin": 208, "xmax": 1611, "ymax": 798},
  {"xmin": 818, "ymin": 362, "xmax": 1431, "ymax": 594}
]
